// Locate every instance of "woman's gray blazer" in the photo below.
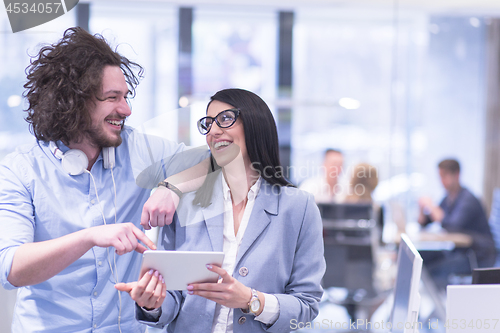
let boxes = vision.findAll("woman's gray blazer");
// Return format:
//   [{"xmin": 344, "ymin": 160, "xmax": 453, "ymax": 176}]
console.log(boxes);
[{"xmin": 138, "ymin": 175, "xmax": 326, "ymax": 333}]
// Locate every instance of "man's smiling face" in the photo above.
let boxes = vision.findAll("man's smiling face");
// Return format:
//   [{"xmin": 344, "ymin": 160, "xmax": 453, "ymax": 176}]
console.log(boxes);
[{"xmin": 88, "ymin": 65, "xmax": 131, "ymax": 148}]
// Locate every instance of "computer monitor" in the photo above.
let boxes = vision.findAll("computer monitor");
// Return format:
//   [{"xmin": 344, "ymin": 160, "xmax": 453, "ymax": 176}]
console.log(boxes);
[
  {"xmin": 472, "ymin": 267, "xmax": 500, "ymax": 284},
  {"xmin": 317, "ymin": 203, "xmax": 373, "ymax": 220},
  {"xmin": 389, "ymin": 233, "xmax": 423, "ymax": 333}
]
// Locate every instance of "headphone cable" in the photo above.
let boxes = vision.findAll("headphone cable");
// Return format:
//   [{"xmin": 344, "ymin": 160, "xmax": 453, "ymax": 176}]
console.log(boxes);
[{"xmin": 85, "ymin": 169, "xmax": 122, "ymax": 333}]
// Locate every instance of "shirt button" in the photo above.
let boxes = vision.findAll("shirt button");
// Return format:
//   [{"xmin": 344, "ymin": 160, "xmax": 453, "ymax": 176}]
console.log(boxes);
[
  {"xmin": 238, "ymin": 316, "xmax": 247, "ymax": 324},
  {"xmin": 98, "ymin": 261, "xmax": 102, "ymax": 266},
  {"xmin": 93, "ymin": 291, "xmax": 98, "ymax": 296},
  {"xmin": 94, "ymin": 324, "xmax": 97, "ymax": 328},
  {"xmin": 239, "ymin": 267, "xmax": 249, "ymax": 277},
  {"xmin": 90, "ymin": 199, "xmax": 95, "ymax": 205}
]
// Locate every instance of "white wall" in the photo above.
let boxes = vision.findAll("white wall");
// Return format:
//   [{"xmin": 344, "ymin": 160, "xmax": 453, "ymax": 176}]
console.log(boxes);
[{"xmin": 0, "ymin": 288, "xmax": 16, "ymax": 333}]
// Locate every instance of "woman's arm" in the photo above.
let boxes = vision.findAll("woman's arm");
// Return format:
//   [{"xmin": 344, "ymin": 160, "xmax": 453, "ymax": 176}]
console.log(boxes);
[
  {"xmin": 115, "ymin": 266, "xmax": 184, "ymax": 329},
  {"xmin": 115, "ymin": 268, "xmax": 166, "ymax": 309},
  {"xmin": 186, "ymin": 264, "xmax": 256, "ymax": 308},
  {"xmin": 267, "ymin": 194, "xmax": 326, "ymax": 332}
]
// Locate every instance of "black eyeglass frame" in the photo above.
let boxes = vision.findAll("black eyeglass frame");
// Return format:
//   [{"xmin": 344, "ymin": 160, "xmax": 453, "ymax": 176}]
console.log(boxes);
[{"xmin": 197, "ymin": 108, "xmax": 241, "ymax": 135}]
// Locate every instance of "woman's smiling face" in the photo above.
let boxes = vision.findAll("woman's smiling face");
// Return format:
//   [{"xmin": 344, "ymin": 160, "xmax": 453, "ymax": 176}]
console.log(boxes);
[{"xmin": 205, "ymin": 100, "xmax": 248, "ymax": 167}]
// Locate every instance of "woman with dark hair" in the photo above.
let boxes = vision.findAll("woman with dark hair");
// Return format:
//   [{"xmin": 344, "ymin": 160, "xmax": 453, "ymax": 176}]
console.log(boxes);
[
  {"xmin": 191, "ymin": 88, "xmax": 292, "ymax": 208},
  {"xmin": 117, "ymin": 88, "xmax": 326, "ymax": 332}
]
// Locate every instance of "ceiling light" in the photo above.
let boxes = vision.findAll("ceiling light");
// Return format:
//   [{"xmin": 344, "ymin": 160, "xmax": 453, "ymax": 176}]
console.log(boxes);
[{"xmin": 339, "ymin": 97, "xmax": 360, "ymax": 110}]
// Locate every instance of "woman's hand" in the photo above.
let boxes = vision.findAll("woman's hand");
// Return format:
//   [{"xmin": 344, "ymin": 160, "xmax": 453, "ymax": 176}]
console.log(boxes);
[
  {"xmin": 187, "ymin": 265, "xmax": 252, "ymax": 309},
  {"xmin": 115, "ymin": 268, "xmax": 166, "ymax": 310}
]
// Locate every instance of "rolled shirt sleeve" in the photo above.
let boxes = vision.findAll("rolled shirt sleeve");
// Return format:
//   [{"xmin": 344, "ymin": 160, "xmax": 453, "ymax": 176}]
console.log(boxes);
[{"xmin": 0, "ymin": 153, "xmax": 35, "ymax": 290}]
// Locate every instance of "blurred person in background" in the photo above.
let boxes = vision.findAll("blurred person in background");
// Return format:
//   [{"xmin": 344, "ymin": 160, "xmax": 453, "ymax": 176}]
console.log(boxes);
[
  {"xmin": 344, "ymin": 162, "xmax": 379, "ymax": 203},
  {"xmin": 345, "ymin": 162, "xmax": 384, "ymax": 244},
  {"xmin": 300, "ymin": 149, "xmax": 344, "ymax": 203},
  {"xmin": 418, "ymin": 158, "xmax": 496, "ymax": 289}
]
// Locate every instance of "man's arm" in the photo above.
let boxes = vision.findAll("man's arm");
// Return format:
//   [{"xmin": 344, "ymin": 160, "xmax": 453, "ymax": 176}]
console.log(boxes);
[
  {"xmin": 0, "ymin": 160, "xmax": 152, "ymax": 289},
  {"xmin": 418, "ymin": 196, "xmax": 444, "ymax": 225},
  {"xmin": 141, "ymin": 157, "xmax": 212, "ymax": 230},
  {"xmin": 440, "ymin": 194, "xmax": 480, "ymax": 232},
  {"xmin": 127, "ymin": 130, "xmax": 212, "ymax": 230},
  {"xmin": 8, "ymin": 223, "xmax": 156, "ymax": 287}
]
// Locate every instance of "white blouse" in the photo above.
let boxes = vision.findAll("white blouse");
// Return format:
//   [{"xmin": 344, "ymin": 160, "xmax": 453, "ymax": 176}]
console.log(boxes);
[{"xmin": 211, "ymin": 176, "xmax": 279, "ymax": 333}]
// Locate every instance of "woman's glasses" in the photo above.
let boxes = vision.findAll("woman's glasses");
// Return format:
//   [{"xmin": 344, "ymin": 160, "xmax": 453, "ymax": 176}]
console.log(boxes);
[{"xmin": 197, "ymin": 109, "xmax": 240, "ymax": 135}]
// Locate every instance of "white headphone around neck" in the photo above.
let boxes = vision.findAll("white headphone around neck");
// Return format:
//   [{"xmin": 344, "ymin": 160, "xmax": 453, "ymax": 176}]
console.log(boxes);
[{"xmin": 49, "ymin": 142, "xmax": 115, "ymax": 175}]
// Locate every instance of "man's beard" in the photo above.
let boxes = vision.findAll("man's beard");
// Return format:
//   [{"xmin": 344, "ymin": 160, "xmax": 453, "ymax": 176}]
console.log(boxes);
[{"xmin": 86, "ymin": 122, "xmax": 124, "ymax": 148}]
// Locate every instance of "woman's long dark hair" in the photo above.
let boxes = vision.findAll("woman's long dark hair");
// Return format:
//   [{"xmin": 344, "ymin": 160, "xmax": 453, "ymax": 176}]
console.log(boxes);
[
  {"xmin": 23, "ymin": 27, "xmax": 143, "ymax": 144},
  {"xmin": 193, "ymin": 88, "xmax": 294, "ymax": 207}
]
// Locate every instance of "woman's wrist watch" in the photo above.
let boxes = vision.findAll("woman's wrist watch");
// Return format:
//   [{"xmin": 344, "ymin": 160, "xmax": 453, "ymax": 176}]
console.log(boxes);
[{"xmin": 242, "ymin": 288, "xmax": 261, "ymax": 315}]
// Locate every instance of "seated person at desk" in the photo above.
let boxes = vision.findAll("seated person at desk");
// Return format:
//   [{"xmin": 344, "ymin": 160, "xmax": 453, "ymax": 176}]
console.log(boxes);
[
  {"xmin": 418, "ymin": 159, "xmax": 496, "ymax": 289},
  {"xmin": 300, "ymin": 149, "xmax": 344, "ymax": 203},
  {"xmin": 116, "ymin": 88, "xmax": 326, "ymax": 332}
]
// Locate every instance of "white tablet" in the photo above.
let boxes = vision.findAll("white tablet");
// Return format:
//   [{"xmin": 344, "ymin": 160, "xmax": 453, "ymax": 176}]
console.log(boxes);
[{"xmin": 140, "ymin": 250, "xmax": 225, "ymax": 290}]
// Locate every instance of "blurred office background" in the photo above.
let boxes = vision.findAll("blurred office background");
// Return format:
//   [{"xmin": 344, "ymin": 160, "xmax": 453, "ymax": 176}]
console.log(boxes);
[{"xmin": 2, "ymin": 0, "xmax": 500, "ymax": 331}]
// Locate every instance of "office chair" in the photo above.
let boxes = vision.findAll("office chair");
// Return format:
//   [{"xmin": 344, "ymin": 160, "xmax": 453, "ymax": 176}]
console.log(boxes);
[
  {"xmin": 489, "ymin": 188, "xmax": 500, "ymax": 267},
  {"xmin": 319, "ymin": 203, "xmax": 389, "ymax": 322}
]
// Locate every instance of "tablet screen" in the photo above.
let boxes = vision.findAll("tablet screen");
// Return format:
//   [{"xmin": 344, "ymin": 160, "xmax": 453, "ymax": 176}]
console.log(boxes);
[{"xmin": 140, "ymin": 250, "xmax": 225, "ymax": 290}]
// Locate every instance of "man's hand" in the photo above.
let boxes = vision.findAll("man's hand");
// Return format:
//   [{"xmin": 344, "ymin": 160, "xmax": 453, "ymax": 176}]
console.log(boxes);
[
  {"xmin": 418, "ymin": 196, "xmax": 444, "ymax": 224},
  {"xmin": 115, "ymin": 268, "xmax": 166, "ymax": 310},
  {"xmin": 418, "ymin": 196, "xmax": 434, "ymax": 210},
  {"xmin": 8, "ymin": 223, "xmax": 156, "ymax": 287},
  {"xmin": 141, "ymin": 187, "xmax": 180, "ymax": 230},
  {"xmin": 87, "ymin": 223, "xmax": 156, "ymax": 255}
]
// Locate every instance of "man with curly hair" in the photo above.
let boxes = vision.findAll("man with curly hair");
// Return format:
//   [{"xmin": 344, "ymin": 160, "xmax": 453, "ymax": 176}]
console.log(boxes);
[{"xmin": 0, "ymin": 27, "xmax": 206, "ymax": 332}]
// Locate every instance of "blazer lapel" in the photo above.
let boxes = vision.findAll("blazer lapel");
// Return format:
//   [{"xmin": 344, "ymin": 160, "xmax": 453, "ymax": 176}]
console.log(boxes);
[
  {"xmin": 201, "ymin": 173, "xmax": 225, "ymax": 252},
  {"xmin": 235, "ymin": 180, "xmax": 279, "ymax": 264}
]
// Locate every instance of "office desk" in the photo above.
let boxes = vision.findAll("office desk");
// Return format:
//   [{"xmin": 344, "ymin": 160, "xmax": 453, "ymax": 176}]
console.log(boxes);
[
  {"xmin": 393, "ymin": 231, "xmax": 473, "ymax": 251},
  {"xmin": 447, "ymin": 285, "xmax": 500, "ymax": 333},
  {"xmin": 402, "ymin": 231, "xmax": 474, "ymax": 322},
  {"xmin": 413, "ymin": 231, "xmax": 473, "ymax": 249}
]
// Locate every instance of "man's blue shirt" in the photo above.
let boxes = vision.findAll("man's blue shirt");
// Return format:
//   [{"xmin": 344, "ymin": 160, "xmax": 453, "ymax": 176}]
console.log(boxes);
[{"xmin": 0, "ymin": 127, "xmax": 202, "ymax": 332}]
